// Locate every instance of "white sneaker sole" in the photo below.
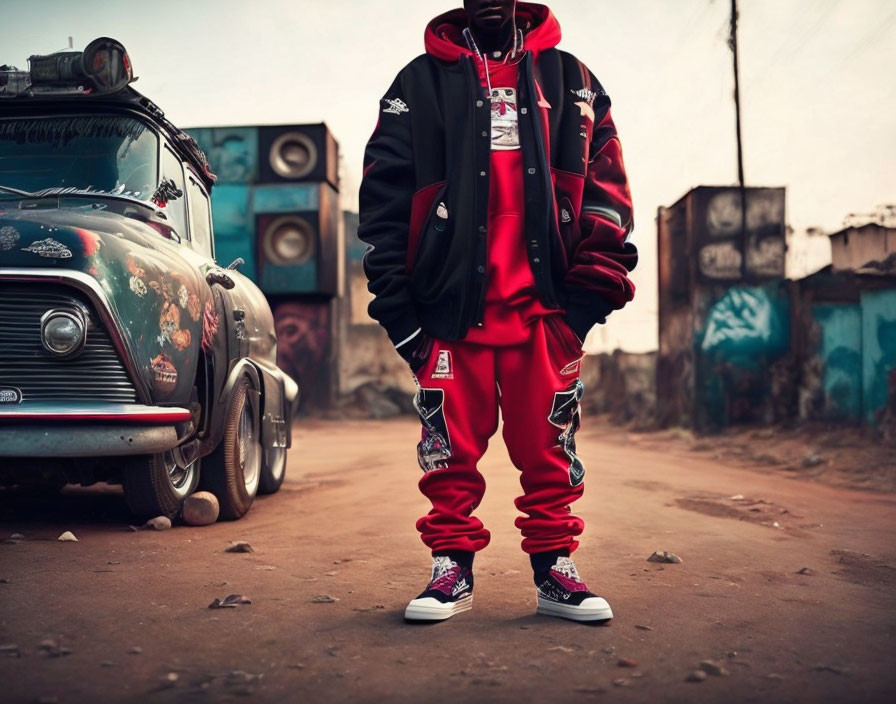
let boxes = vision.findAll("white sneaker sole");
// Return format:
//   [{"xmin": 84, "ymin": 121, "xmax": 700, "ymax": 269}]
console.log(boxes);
[
  {"xmin": 536, "ymin": 595, "xmax": 613, "ymax": 622},
  {"xmin": 404, "ymin": 594, "xmax": 473, "ymax": 621}
]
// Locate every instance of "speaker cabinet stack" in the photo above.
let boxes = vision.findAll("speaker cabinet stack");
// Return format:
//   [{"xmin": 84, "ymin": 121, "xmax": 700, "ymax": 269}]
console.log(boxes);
[{"xmin": 188, "ymin": 123, "xmax": 342, "ymax": 410}]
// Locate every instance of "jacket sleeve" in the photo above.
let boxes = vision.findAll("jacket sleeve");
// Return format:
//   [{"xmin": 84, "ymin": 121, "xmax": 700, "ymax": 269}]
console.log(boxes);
[
  {"xmin": 357, "ymin": 72, "xmax": 422, "ymax": 351},
  {"xmin": 563, "ymin": 73, "xmax": 638, "ymax": 342}
]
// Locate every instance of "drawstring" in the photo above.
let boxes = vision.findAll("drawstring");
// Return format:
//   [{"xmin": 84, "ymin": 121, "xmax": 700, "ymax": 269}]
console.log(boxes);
[{"xmin": 462, "ymin": 27, "xmax": 493, "ymax": 97}]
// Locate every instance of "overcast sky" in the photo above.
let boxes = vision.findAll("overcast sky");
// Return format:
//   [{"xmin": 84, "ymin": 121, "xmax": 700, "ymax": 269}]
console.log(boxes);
[{"xmin": 4, "ymin": 0, "xmax": 895, "ymax": 352}]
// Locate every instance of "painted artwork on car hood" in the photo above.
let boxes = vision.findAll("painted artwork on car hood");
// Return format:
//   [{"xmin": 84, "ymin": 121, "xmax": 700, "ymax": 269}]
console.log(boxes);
[{"xmin": 0, "ymin": 204, "xmax": 213, "ymax": 404}]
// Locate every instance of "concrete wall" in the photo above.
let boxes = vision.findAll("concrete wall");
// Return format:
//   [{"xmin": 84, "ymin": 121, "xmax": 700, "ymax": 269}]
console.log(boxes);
[
  {"xmin": 337, "ymin": 211, "xmax": 417, "ymax": 416},
  {"xmin": 581, "ymin": 351, "xmax": 657, "ymax": 428}
]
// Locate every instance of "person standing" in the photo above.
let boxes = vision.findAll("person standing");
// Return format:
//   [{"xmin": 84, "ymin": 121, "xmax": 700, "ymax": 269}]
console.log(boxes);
[{"xmin": 358, "ymin": 0, "xmax": 636, "ymax": 622}]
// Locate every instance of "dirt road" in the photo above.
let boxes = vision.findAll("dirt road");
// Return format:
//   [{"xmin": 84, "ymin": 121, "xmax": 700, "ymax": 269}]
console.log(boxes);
[{"xmin": 1, "ymin": 418, "xmax": 895, "ymax": 703}]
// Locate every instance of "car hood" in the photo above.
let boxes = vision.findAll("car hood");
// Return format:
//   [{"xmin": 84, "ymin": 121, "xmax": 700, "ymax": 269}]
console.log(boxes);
[{"xmin": 0, "ymin": 204, "xmax": 213, "ymax": 404}]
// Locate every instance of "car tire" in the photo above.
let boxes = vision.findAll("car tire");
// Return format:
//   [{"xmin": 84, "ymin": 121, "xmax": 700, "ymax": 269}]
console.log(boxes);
[
  {"xmin": 122, "ymin": 452, "xmax": 201, "ymax": 520},
  {"xmin": 258, "ymin": 446, "xmax": 287, "ymax": 494},
  {"xmin": 200, "ymin": 374, "xmax": 261, "ymax": 520}
]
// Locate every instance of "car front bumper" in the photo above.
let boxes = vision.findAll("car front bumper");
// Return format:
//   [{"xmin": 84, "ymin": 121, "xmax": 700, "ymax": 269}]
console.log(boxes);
[{"xmin": 0, "ymin": 403, "xmax": 193, "ymax": 457}]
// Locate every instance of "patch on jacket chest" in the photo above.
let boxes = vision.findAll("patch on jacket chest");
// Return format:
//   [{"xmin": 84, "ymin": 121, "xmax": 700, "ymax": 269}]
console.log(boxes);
[
  {"xmin": 570, "ymin": 87, "xmax": 603, "ymax": 123},
  {"xmin": 490, "ymin": 87, "xmax": 520, "ymax": 151}
]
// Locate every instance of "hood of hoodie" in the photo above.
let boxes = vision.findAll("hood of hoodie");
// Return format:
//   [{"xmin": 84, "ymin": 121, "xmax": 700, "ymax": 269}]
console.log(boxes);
[{"xmin": 424, "ymin": 2, "xmax": 561, "ymax": 63}]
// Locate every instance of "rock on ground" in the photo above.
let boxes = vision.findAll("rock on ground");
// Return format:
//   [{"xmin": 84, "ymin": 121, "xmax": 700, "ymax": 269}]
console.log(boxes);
[{"xmin": 182, "ymin": 492, "xmax": 219, "ymax": 526}]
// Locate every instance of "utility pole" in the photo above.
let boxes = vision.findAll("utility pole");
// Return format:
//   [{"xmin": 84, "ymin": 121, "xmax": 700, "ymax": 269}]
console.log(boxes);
[{"xmin": 729, "ymin": 0, "xmax": 748, "ymax": 278}]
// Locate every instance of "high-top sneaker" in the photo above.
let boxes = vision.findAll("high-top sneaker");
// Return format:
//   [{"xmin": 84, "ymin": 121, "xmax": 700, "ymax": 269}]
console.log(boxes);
[
  {"xmin": 404, "ymin": 554, "xmax": 474, "ymax": 621},
  {"xmin": 532, "ymin": 553, "xmax": 613, "ymax": 622}
]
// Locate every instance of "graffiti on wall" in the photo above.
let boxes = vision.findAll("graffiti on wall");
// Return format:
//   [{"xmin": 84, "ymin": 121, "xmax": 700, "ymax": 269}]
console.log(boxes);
[
  {"xmin": 696, "ymin": 284, "xmax": 790, "ymax": 427},
  {"xmin": 698, "ymin": 189, "xmax": 786, "ymax": 282},
  {"xmin": 700, "ymin": 287, "xmax": 789, "ymax": 364},
  {"xmin": 190, "ymin": 127, "xmax": 257, "ymax": 184},
  {"xmin": 862, "ymin": 290, "xmax": 896, "ymax": 424},
  {"xmin": 273, "ymin": 301, "xmax": 331, "ymax": 411},
  {"xmin": 812, "ymin": 304, "xmax": 863, "ymax": 420}
]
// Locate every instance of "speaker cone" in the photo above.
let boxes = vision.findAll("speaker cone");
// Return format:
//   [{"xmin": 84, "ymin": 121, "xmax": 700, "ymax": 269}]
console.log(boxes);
[
  {"xmin": 262, "ymin": 216, "xmax": 315, "ymax": 265},
  {"xmin": 268, "ymin": 131, "xmax": 318, "ymax": 180}
]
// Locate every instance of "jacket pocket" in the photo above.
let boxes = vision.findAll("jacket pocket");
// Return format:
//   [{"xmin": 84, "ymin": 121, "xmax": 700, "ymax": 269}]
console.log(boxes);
[
  {"xmin": 408, "ymin": 184, "xmax": 452, "ymax": 302},
  {"xmin": 407, "ymin": 181, "xmax": 447, "ymax": 273}
]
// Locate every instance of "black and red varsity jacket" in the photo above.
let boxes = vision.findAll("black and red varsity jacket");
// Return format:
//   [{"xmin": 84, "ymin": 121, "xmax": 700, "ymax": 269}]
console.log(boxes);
[{"xmin": 358, "ymin": 5, "xmax": 637, "ymax": 348}]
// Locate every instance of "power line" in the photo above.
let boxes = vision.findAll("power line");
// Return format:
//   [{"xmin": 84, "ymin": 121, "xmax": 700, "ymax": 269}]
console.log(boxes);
[
  {"xmin": 773, "ymin": 5, "xmax": 896, "ymax": 110},
  {"xmin": 838, "ymin": 6, "xmax": 896, "ymax": 66},
  {"xmin": 746, "ymin": 0, "xmax": 842, "ymax": 88}
]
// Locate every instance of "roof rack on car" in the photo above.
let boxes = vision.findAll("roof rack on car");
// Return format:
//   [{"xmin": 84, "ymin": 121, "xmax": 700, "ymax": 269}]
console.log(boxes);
[{"xmin": 0, "ymin": 37, "xmax": 216, "ymax": 189}]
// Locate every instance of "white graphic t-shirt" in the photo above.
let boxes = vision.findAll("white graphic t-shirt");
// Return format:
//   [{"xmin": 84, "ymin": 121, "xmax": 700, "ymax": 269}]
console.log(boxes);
[{"xmin": 490, "ymin": 87, "xmax": 520, "ymax": 151}]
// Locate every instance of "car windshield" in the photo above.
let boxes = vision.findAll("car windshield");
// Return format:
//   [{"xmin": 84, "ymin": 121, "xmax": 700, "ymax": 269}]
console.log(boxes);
[{"xmin": 0, "ymin": 115, "xmax": 158, "ymax": 201}]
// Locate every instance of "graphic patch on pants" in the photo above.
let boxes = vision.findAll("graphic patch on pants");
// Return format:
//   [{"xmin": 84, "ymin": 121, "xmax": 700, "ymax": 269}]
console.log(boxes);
[
  {"xmin": 431, "ymin": 349, "xmax": 453, "ymax": 379},
  {"xmin": 414, "ymin": 388, "xmax": 452, "ymax": 472},
  {"xmin": 548, "ymin": 379, "xmax": 585, "ymax": 486}
]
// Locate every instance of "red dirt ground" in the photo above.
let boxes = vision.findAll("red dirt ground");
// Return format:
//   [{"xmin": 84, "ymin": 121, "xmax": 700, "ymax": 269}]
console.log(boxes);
[{"xmin": 1, "ymin": 418, "xmax": 894, "ymax": 703}]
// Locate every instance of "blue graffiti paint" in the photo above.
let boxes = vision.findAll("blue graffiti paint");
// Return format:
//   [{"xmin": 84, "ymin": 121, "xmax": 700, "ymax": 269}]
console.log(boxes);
[
  {"xmin": 189, "ymin": 127, "xmax": 258, "ymax": 184},
  {"xmin": 699, "ymin": 286, "xmax": 789, "ymax": 368},
  {"xmin": 695, "ymin": 283, "xmax": 790, "ymax": 427},
  {"xmin": 253, "ymin": 184, "xmax": 319, "ymax": 214},
  {"xmin": 209, "ymin": 184, "xmax": 256, "ymax": 277},
  {"xmin": 862, "ymin": 289, "xmax": 896, "ymax": 423},
  {"xmin": 813, "ymin": 304, "xmax": 863, "ymax": 420}
]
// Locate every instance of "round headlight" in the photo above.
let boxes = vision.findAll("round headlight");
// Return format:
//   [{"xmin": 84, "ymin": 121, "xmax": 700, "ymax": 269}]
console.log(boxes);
[
  {"xmin": 269, "ymin": 131, "xmax": 317, "ymax": 180},
  {"xmin": 263, "ymin": 216, "xmax": 315, "ymax": 266},
  {"xmin": 41, "ymin": 310, "xmax": 86, "ymax": 357}
]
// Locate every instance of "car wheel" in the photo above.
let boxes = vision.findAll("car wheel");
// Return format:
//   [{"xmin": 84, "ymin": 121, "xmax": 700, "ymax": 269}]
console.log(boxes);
[
  {"xmin": 122, "ymin": 451, "xmax": 201, "ymax": 520},
  {"xmin": 200, "ymin": 374, "xmax": 261, "ymax": 520},
  {"xmin": 258, "ymin": 445, "xmax": 287, "ymax": 494}
]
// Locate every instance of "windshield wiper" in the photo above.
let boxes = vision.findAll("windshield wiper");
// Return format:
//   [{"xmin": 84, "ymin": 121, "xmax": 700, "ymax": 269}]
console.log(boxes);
[
  {"xmin": 0, "ymin": 184, "xmax": 166, "ymax": 218},
  {"xmin": 0, "ymin": 184, "xmax": 34, "ymax": 197}
]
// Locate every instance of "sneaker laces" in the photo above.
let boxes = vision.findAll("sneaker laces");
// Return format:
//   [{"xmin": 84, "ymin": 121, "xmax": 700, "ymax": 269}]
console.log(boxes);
[
  {"xmin": 429, "ymin": 556, "xmax": 459, "ymax": 591},
  {"xmin": 551, "ymin": 556, "xmax": 582, "ymax": 583}
]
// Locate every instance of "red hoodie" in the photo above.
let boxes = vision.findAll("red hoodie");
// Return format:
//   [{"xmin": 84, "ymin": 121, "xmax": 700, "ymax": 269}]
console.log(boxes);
[{"xmin": 424, "ymin": 3, "xmax": 564, "ymax": 346}]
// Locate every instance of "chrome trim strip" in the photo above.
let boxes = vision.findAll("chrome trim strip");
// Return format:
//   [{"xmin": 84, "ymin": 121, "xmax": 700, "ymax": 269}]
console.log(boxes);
[
  {"xmin": 0, "ymin": 403, "xmax": 189, "ymax": 421},
  {"xmin": 0, "ymin": 268, "xmax": 151, "ymax": 403}
]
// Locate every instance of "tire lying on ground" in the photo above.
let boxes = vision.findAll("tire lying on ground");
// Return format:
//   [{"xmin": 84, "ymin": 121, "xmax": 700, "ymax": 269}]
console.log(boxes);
[
  {"xmin": 122, "ymin": 452, "xmax": 200, "ymax": 520},
  {"xmin": 258, "ymin": 445, "xmax": 287, "ymax": 495},
  {"xmin": 199, "ymin": 374, "xmax": 262, "ymax": 520}
]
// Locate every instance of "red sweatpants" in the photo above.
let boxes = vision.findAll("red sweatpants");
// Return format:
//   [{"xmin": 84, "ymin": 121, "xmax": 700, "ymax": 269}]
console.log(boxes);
[{"xmin": 413, "ymin": 314, "xmax": 587, "ymax": 555}]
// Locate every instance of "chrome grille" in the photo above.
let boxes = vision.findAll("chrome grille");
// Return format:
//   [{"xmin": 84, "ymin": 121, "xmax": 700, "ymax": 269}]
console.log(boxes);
[{"xmin": 0, "ymin": 283, "xmax": 137, "ymax": 403}]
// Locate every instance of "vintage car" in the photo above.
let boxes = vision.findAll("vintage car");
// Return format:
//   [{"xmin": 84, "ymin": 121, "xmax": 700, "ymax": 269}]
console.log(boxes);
[{"xmin": 0, "ymin": 38, "xmax": 298, "ymax": 520}]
